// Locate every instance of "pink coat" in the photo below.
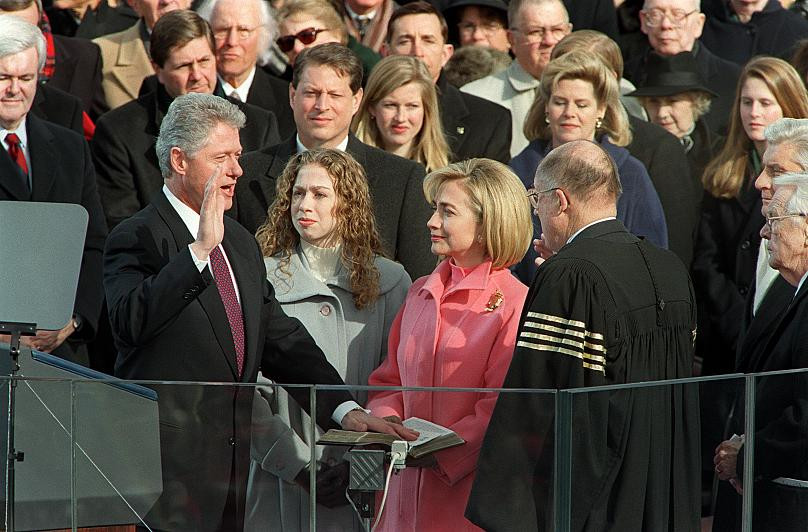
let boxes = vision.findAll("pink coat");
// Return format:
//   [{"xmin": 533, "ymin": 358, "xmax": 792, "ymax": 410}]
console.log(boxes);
[{"xmin": 366, "ymin": 259, "xmax": 527, "ymax": 532}]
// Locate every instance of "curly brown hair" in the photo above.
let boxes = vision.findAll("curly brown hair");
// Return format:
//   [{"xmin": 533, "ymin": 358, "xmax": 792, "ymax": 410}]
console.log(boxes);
[{"xmin": 255, "ymin": 149, "xmax": 386, "ymax": 309}]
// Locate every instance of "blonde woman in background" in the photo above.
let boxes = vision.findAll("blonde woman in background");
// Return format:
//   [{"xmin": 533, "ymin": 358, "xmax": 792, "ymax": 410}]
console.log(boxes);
[{"xmin": 352, "ymin": 55, "xmax": 450, "ymax": 170}]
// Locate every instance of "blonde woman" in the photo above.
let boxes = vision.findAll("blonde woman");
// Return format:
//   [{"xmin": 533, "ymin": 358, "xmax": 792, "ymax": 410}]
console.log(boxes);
[
  {"xmin": 352, "ymin": 55, "xmax": 450, "ymax": 170},
  {"xmin": 367, "ymin": 158, "xmax": 532, "ymax": 531},
  {"xmin": 246, "ymin": 149, "xmax": 411, "ymax": 531},
  {"xmin": 511, "ymin": 50, "xmax": 667, "ymax": 283}
]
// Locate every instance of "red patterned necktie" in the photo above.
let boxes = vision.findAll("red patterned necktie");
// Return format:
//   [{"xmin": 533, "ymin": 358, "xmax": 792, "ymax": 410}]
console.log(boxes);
[
  {"xmin": 5, "ymin": 133, "xmax": 29, "ymax": 177},
  {"xmin": 209, "ymin": 246, "xmax": 245, "ymax": 376}
]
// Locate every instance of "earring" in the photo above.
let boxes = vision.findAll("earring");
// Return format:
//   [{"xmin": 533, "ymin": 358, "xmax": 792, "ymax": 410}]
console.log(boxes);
[
  {"xmin": 544, "ymin": 115, "xmax": 550, "ymax": 125},
  {"xmin": 477, "ymin": 234, "xmax": 484, "ymax": 244},
  {"xmin": 595, "ymin": 117, "xmax": 603, "ymax": 129}
]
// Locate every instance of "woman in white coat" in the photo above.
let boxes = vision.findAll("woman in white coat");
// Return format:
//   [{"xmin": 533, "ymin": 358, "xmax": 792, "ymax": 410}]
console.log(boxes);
[{"xmin": 245, "ymin": 149, "xmax": 412, "ymax": 531}]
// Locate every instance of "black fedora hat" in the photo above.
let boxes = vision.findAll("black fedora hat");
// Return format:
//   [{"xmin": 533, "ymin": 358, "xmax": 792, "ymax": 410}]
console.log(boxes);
[{"xmin": 627, "ymin": 52, "xmax": 718, "ymax": 98}]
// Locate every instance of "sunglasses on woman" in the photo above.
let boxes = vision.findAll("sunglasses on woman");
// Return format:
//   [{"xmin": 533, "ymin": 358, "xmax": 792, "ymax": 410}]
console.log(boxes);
[{"xmin": 276, "ymin": 28, "xmax": 328, "ymax": 52}]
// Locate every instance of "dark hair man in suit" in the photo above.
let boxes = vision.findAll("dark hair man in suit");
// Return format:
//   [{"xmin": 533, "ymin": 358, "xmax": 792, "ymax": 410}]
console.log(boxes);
[
  {"xmin": 384, "ymin": 1, "xmax": 512, "ymax": 164},
  {"xmin": 92, "ymin": 9, "xmax": 280, "ymax": 229},
  {"xmin": 0, "ymin": 16, "xmax": 107, "ymax": 366},
  {"xmin": 197, "ymin": 0, "xmax": 295, "ymax": 137},
  {"xmin": 234, "ymin": 43, "xmax": 436, "ymax": 279},
  {"xmin": 103, "ymin": 91, "xmax": 416, "ymax": 532}
]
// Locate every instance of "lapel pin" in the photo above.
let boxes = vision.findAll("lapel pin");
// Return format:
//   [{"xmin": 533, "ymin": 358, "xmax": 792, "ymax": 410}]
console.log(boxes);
[
  {"xmin": 485, "ymin": 290, "xmax": 503, "ymax": 312},
  {"xmin": 456, "ymin": 126, "xmax": 465, "ymax": 135}
]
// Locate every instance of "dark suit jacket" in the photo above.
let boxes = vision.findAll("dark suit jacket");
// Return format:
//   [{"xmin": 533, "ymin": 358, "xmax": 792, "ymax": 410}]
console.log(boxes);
[
  {"xmin": 233, "ymin": 134, "xmax": 436, "ymax": 279},
  {"xmin": 244, "ymin": 67, "xmax": 295, "ymax": 140},
  {"xmin": 702, "ymin": 0, "xmax": 808, "ymax": 65},
  {"xmin": 626, "ymin": 115, "xmax": 700, "ymax": 267},
  {"xmin": 103, "ymin": 190, "xmax": 352, "ymax": 531},
  {"xmin": 624, "ymin": 42, "xmax": 740, "ymax": 135},
  {"xmin": 563, "ymin": 0, "xmax": 619, "ymax": 40},
  {"xmin": 712, "ymin": 279, "xmax": 808, "ymax": 532},
  {"xmin": 50, "ymin": 35, "xmax": 108, "ymax": 119},
  {"xmin": 437, "ymin": 73, "xmax": 512, "ymax": 164},
  {"xmin": 0, "ymin": 114, "xmax": 107, "ymax": 364},
  {"xmin": 92, "ymin": 84, "xmax": 280, "ymax": 229},
  {"xmin": 30, "ymin": 83, "xmax": 84, "ymax": 135}
]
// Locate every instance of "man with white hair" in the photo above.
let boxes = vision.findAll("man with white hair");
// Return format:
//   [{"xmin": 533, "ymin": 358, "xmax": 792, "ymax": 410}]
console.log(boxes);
[
  {"xmin": 462, "ymin": 0, "xmax": 571, "ymax": 156},
  {"xmin": 622, "ymin": 0, "xmax": 740, "ymax": 133},
  {"xmin": 0, "ymin": 16, "xmax": 107, "ymax": 366},
  {"xmin": 713, "ymin": 170, "xmax": 808, "ymax": 531},
  {"xmin": 197, "ymin": 0, "xmax": 294, "ymax": 137}
]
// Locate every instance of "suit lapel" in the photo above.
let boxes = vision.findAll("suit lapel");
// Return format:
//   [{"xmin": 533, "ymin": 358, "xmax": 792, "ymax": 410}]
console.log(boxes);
[
  {"xmin": 258, "ymin": 136, "xmax": 295, "ymax": 210},
  {"xmin": 27, "ymin": 115, "xmax": 58, "ymax": 200},
  {"xmin": 436, "ymin": 75, "xmax": 468, "ymax": 153},
  {"xmin": 743, "ymin": 280, "xmax": 808, "ymax": 372},
  {"xmin": 737, "ymin": 276, "xmax": 794, "ymax": 371},
  {"xmin": 111, "ymin": 22, "xmax": 153, "ymax": 101},
  {"xmin": 154, "ymin": 193, "xmax": 241, "ymax": 379},
  {"xmin": 346, "ymin": 135, "xmax": 380, "ymax": 190}
]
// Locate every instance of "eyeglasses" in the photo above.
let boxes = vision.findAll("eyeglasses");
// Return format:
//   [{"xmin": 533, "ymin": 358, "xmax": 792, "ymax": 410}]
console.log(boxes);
[
  {"xmin": 640, "ymin": 8, "xmax": 698, "ymax": 28},
  {"xmin": 511, "ymin": 24, "xmax": 570, "ymax": 43},
  {"xmin": 764, "ymin": 212, "xmax": 808, "ymax": 229},
  {"xmin": 276, "ymin": 28, "xmax": 328, "ymax": 52},
  {"xmin": 526, "ymin": 187, "xmax": 559, "ymax": 209},
  {"xmin": 458, "ymin": 21, "xmax": 505, "ymax": 35},
  {"xmin": 213, "ymin": 25, "xmax": 259, "ymax": 41}
]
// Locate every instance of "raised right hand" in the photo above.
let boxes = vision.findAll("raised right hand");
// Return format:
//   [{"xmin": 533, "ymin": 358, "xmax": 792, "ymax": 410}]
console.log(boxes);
[{"xmin": 191, "ymin": 164, "xmax": 226, "ymax": 261}]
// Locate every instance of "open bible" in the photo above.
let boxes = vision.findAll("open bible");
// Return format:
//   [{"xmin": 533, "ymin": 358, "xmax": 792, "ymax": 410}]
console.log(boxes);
[{"xmin": 317, "ymin": 417, "xmax": 465, "ymax": 459}]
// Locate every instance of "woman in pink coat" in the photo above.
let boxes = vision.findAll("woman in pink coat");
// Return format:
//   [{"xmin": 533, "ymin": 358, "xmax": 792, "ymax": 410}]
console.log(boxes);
[{"xmin": 366, "ymin": 158, "xmax": 533, "ymax": 531}]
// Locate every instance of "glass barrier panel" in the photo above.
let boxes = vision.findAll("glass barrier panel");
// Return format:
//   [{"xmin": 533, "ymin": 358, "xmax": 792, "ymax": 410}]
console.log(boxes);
[{"xmin": 0, "ymin": 369, "xmax": 74, "ymax": 531}]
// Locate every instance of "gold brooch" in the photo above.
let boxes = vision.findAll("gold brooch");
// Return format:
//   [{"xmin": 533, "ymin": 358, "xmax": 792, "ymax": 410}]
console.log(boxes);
[{"xmin": 485, "ymin": 290, "xmax": 503, "ymax": 312}]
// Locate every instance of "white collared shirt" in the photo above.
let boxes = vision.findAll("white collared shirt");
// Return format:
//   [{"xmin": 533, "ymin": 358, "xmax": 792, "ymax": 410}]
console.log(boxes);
[
  {"xmin": 219, "ymin": 65, "xmax": 257, "ymax": 102},
  {"xmin": 295, "ymin": 134, "xmax": 350, "ymax": 153},
  {"xmin": 567, "ymin": 217, "xmax": 617, "ymax": 245},
  {"xmin": 2, "ymin": 117, "xmax": 31, "ymax": 187}
]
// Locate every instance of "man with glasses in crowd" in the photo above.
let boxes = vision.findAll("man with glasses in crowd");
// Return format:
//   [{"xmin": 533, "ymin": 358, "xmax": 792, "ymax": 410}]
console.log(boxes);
[
  {"xmin": 198, "ymin": 0, "xmax": 295, "ymax": 138},
  {"xmin": 623, "ymin": 0, "xmax": 740, "ymax": 133},
  {"xmin": 462, "ymin": 0, "xmax": 571, "ymax": 156}
]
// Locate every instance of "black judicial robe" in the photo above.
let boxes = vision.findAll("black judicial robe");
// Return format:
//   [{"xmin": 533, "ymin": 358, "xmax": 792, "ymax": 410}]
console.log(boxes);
[{"xmin": 466, "ymin": 219, "xmax": 701, "ymax": 531}]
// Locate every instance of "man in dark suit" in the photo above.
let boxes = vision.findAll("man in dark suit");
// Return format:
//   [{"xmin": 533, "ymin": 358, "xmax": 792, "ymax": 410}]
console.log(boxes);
[
  {"xmin": 0, "ymin": 17, "xmax": 107, "ymax": 366},
  {"xmin": 713, "ymin": 176, "xmax": 808, "ymax": 532},
  {"xmin": 0, "ymin": 0, "xmax": 108, "ymax": 119},
  {"xmin": 383, "ymin": 1, "xmax": 512, "ymax": 164},
  {"xmin": 622, "ymin": 0, "xmax": 740, "ymax": 134},
  {"xmin": 92, "ymin": 9, "xmax": 280, "ymax": 229},
  {"xmin": 198, "ymin": 0, "xmax": 295, "ymax": 138},
  {"xmin": 234, "ymin": 43, "xmax": 435, "ymax": 279},
  {"xmin": 104, "ymin": 91, "xmax": 415, "ymax": 531}
]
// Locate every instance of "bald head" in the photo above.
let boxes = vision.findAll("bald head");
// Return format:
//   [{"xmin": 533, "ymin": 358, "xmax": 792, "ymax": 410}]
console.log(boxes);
[{"xmin": 536, "ymin": 140, "xmax": 621, "ymax": 205}]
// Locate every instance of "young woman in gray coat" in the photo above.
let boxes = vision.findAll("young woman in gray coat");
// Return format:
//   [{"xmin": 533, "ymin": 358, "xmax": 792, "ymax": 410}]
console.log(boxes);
[{"xmin": 244, "ymin": 149, "xmax": 412, "ymax": 531}]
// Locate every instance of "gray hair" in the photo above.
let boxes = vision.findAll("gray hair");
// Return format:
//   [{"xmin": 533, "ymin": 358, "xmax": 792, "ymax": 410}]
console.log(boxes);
[
  {"xmin": 156, "ymin": 93, "xmax": 246, "ymax": 178},
  {"xmin": 773, "ymin": 172, "xmax": 808, "ymax": 215},
  {"xmin": 507, "ymin": 0, "xmax": 568, "ymax": 28},
  {"xmin": 0, "ymin": 16, "xmax": 46, "ymax": 71},
  {"xmin": 764, "ymin": 118, "xmax": 808, "ymax": 172},
  {"xmin": 536, "ymin": 140, "xmax": 622, "ymax": 202},
  {"xmin": 196, "ymin": 0, "xmax": 278, "ymax": 67}
]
